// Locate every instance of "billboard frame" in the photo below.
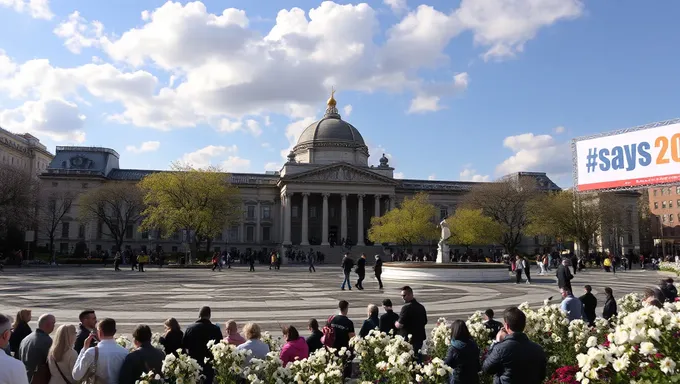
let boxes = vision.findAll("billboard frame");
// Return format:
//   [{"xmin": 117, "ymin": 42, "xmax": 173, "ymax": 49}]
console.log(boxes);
[{"xmin": 571, "ymin": 118, "xmax": 680, "ymax": 193}]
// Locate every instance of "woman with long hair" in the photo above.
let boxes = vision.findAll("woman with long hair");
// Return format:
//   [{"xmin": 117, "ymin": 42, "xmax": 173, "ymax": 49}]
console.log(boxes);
[
  {"xmin": 47, "ymin": 324, "xmax": 77, "ymax": 384},
  {"xmin": 159, "ymin": 317, "xmax": 183, "ymax": 356},
  {"xmin": 9, "ymin": 309, "xmax": 31, "ymax": 355},
  {"xmin": 444, "ymin": 320, "xmax": 480, "ymax": 384},
  {"xmin": 279, "ymin": 325, "xmax": 309, "ymax": 366}
]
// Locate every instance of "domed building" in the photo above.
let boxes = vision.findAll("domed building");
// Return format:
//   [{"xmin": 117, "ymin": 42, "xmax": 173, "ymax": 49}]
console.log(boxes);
[{"xmin": 37, "ymin": 92, "xmax": 573, "ymax": 262}]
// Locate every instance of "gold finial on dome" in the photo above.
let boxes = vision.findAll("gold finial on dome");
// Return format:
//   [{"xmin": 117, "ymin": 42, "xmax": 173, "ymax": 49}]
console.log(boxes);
[{"xmin": 327, "ymin": 87, "xmax": 337, "ymax": 107}]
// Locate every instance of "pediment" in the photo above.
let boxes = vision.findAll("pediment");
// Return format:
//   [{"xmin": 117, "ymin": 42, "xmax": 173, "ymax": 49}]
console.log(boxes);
[{"xmin": 286, "ymin": 163, "xmax": 397, "ymax": 185}]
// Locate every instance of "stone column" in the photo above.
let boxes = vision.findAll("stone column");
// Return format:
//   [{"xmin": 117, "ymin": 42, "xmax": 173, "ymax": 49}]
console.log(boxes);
[
  {"xmin": 279, "ymin": 199, "xmax": 284, "ymax": 242},
  {"xmin": 357, "ymin": 194, "xmax": 365, "ymax": 246},
  {"xmin": 321, "ymin": 193, "xmax": 329, "ymax": 246},
  {"xmin": 341, "ymin": 193, "xmax": 348, "ymax": 241},
  {"xmin": 240, "ymin": 202, "xmax": 245, "ymax": 242},
  {"xmin": 255, "ymin": 201, "xmax": 261, "ymax": 244},
  {"xmin": 301, "ymin": 193, "xmax": 310, "ymax": 246},
  {"xmin": 389, "ymin": 195, "xmax": 396, "ymax": 211},
  {"xmin": 374, "ymin": 194, "xmax": 381, "ymax": 218},
  {"xmin": 283, "ymin": 193, "xmax": 292, "ymax": 245}
]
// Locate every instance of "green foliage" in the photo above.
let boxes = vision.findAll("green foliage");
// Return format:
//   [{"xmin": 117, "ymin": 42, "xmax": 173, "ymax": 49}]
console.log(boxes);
[
  {"xmin": 368, "ymin": 192, "xmax": 438, "ymax": 246},
  {"xmin": 447, "ymin": 208, "xmax": 503, "ymax": 247}
]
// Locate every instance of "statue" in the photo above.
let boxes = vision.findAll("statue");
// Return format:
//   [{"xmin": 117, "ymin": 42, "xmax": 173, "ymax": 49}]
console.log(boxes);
[{"xmin": 437, "ymin": 219, "xmax": 451, "ymax": 263}]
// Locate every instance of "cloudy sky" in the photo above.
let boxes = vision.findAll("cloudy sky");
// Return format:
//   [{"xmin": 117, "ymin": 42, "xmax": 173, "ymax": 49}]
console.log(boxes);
[{"xmin": 0, "ymin": 0, "xmax": 678, "ymax": 187}]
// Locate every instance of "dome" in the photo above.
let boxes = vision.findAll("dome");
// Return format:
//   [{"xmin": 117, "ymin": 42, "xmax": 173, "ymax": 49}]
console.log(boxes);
[{"xmin": 296, "ymin": 115, "xmax": 365, "ymax": 146}]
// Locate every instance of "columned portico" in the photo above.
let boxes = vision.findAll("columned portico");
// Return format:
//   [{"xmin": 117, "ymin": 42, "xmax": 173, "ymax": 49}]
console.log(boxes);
[
  {"xmin": 301, "ymin": 193, "xmax": 309, "ymax": 246},
  {"xmin": 357, "ymin": 194, "xmax": 365, "ymax": 246},
  {"xmin": 283, "ymin": 193, "xmax": 292, "ymax": 245},
  {"xmin": 340, "ymin": 193, "xmax": 348, "ymax": 241},
  {"xmin": 374, "ymin": 195, "xmax": 381, "ymax": 218}
]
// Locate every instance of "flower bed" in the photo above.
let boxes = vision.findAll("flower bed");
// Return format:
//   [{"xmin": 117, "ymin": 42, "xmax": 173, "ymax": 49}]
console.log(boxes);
[{"xmin": 660, "ymin": 261, "xmax": 680, "ymax": 276}]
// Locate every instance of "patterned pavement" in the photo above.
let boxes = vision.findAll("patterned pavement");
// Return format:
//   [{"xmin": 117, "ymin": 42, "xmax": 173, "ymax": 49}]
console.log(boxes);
[{"xmin": 0, "ymin": 265, "xmax": 665, "ymax": 337}]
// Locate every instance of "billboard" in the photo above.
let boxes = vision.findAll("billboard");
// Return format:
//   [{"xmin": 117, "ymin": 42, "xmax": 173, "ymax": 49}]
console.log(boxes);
[{"xmin": 573, "ymin": 118, "xmax": 680, "ymax": 192}]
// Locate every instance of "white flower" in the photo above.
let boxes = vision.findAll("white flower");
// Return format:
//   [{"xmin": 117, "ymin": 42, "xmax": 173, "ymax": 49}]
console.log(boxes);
[
  {"xmin": 639, "ymin": 341, "xmax": 657, "ymax": 355},
  {"xmin": 660, "ymin": 357, "xmax": 677, "ymax": 374}
]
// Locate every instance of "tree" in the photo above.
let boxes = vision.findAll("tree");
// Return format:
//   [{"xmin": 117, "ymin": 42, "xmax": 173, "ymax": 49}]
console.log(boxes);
[
  {"xmin": 0, "ymin": 163, "xmax": 39, "ymax": 235},
  {"xmin": 446, "ymin": 208, "xmax": 503, "ymax": 250},
  {"xmin": 78, "ymin": 182, "xmax": 144, "ymax": 252},
  {"xmin": 368, "ymin": 192, "xmax": 438, "ymax": 248},
  {"xmin": 464, "ymin": 178, "xmax": 539, "ymax": 255},
  {"xmin": 38, "ymin": 191, "xmax": 73, "ymax": 257},
  {"xmin": 138, "ymin": 163, "xmax": 242, "ymax": 262}
]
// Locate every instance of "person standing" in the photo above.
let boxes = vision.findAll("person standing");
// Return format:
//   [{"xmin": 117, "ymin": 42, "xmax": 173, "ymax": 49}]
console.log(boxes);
[
  {"xmin": 306, "ymin": 319, "xmax": 323, "ymax": 354},
  {"xmin": 580, "ymin": 285, "xmax": 597, "ymax": 326},
  {"xmin": 395, "ymin": 286, "xmax": 428, "ymax": 361},
  {"xmin": 72, "ymin": 318, "xmax": 128, "ymax": 384},
  {"xmin": 445, "ymin": 320, "xmax": 480, "ymax": 384},
  {"xmin": 0, "ymin": 314, "xmax": 29, "ymax": 384},
  {"xmin": 9, "ymin": 309, "xmax": 32, "ymax": 356},
  {"xmin": 522, "ymin": 256, "xmax": 532, "ymax": 285},
  {"xmin": 118, "ymin": 325, "xmax": 165, "ymax": 384},
  {"xmin": 74, "ymin": 310, "xmax": 97, "ymax": 354},
  {"xmin": 359, "ymin": 305, "xmax": 380, "ymax": 337},
  {"xmin": 355, "ymin": 254, "xmax": 366, "ymax": 290},
  {"xmin": 513, "ymin": 255, "xmax": 524, "ymax": 284},
  {"xmin": 182, "ymin": 307, "xmax": 223, "ymax": 384},
  {"xmin": 556, "ymin": 259, "xmax": 574, "ymax": 293},
  {"xmin": 159, "ymin": 318, "xmax": 183, "ymax": 356},
  {"xmin": 18, "ymin": 313, "xmax": 55, "ymax": 382},
  {"xmin": 341, "ymin": 253, "xmax": 354, "ymax": 291},
  {"xmin": 373, "ymin": 255, "xmax": 384, "ymax": 289},
  {"xmin": 307, "ymin": 249, "xmax": 316, "ymax": 273},
  {"xmin": 482, "ymin": 307, "xmax": 547, "ymax": 384},
  {"xmin": 570, "ymin": 254, "xmax": 578, "ymax": 275},
  {"xmin": 113, "ymin": 252, "xmax": 121, "ymax": 271},
  {"xmin": 379, "ymin": 299, "xmax": 399, "ymax": 335},
  {"xmin": 270, "ymin": 252, "xmax": 276, "ymax": 270},
  {"xmin": 47, "ymin": 324, "xmax": 77, "ymax": 384},
  {"xmin": 249, "ymin": 253, "xmax": 256, "ymax": 272},
  {"xmin": 560, "ymin": 288, "xmax": 584, "ymax": 322},
  {"xmin": 602, "ymin": 287, "xmax": 618, "ymax": 320},
  {"xmin": 330, "ymin": 300, "xmax": 355, "ymax": 380},
  {"xmin": 483, "ymin": 309, "xmax": 503, "ymax": 341}
]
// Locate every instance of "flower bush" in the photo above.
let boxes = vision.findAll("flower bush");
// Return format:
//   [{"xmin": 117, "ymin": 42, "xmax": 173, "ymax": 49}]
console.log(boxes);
[
  {"xmin": 116, "ymin": 335, "xmax": 134, "ymax": 351},
  {"xmin": 261, "ymin": 331, "xmax": 283, "ymax": 352},
  {"xmin": 136, "ymin": 371, "xmax": 164, "ymax": 384},
  {"xmin": 286, "ymin": 347, "xmax": 345, "ymax": 384},
  {"xmin": 427, "ymin": 317, "xmax": 451, "ymax": 361},
  {"xmin": 162, "ymin": 350, "xmax": 203, "ymax": 384},
  {"xmin": 660, "ymin": 261, "xmax": 680, "ymax": 276},
  {"xmin": 616, "ymin": 293, "xmax": 643, "ymax": 319},
  {"xmin": 350, "ymin": 329, "xmax": 394, "ymax": 381},
  {"xmin": 244, "ymin": 351, "xmax": 292, "ymax": 384},
  {"xmin": 547, "ymin": 365, "xmax": 580, "ymax": 384},
  {"xmin": 208, "ymin": 340, "xmax": 250, "ymax": 384},
  {"xmin": 418, "ymin": 357, "xmax": 453, "ymax": 384}
]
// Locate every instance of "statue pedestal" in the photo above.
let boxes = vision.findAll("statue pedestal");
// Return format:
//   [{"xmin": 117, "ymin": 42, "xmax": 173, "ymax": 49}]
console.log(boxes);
[{"xmin": 436, "ymin": 243, "xmax": 449, "ymax": 263}]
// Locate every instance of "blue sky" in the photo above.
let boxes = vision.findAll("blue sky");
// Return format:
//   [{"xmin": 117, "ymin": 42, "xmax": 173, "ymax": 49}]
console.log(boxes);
[{"xmin": 0, "ymin": 0, "xmax": 678, "ymax": 187}]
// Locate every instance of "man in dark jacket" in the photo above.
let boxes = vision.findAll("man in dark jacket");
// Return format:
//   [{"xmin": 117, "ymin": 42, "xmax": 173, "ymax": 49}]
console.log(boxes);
[
  {"xmin": 118, "ymin": 325, "xmax": 165, "ymax": 384},
  {"xmin": 660, "ymin": 278, "xmax": 678, "ymax": 302},
  {"xmin": 74, "ymin": 309, "xmax": 98, "ymax": 353},
  {"xmin": 395, "ymin": 286, "xmax": 427, "ymax": 362},
  {"xmin": 355, "ymin": 254, "xmax": 367, "ymax": 290},
  {"xmin": 373, "ymin": 255, "xmax": 384, "ymax": 289},
  {"xmin": 379, "ymin": 299, "xmax": 399, "ymax": 335},
  {"xmin": 341, "ymin": 253, "xmax": 354, "ymax": 290},
  {"xmin": 556, "ymin": 259, "xmax": 573, "ymax": 293},
  {"xmin": 306, "ymin": 319, "xmax": 323, "ymax": 354},
  {"xmin": 182, "ymin": 307, "xmax": 223, "ymax": 384},
  {"xmin": 482, "ymin": 307, "xmax": 547, "ymax": 384},
  {"xmin": 483, "ymin": 309, "xmax": 503, "ymax": 340},
  {"xmin": 579, "ymin": 285, "xmax": 597, "ymax": 326}
]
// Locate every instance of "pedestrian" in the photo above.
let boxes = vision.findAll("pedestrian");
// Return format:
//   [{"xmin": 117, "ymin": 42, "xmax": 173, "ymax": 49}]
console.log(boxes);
[
  {"xmin": 395, "ymin": 286, "xmax": 428, "ymax": 362},
  {"xmin": 74, "ymin": 310, "xmax": 97, "ymax": 354},
  {"xmin": 249, "ymin": 253, "xmax": 255, "ymax": 272},
  {"xmin": 182, "ymin": 307, "xmax": 223, "ymax": 384},
  {"xmin": 159, "ymin": 318, "xmax": 183, "ymax": 356},
  {"xmin": 571, "ymin": 254, "xmax": 578, "ymax": 275},
  {"xmin": 72, "ymin": 318, "xmax": 128, "ymax": 384},
  {"xmin": 340, "ymin": 253, "xmax": 354, "ymax": 291},
  {"xmin": 211, "ymin": 252, "xmax": 221, "ymax": 272},
  {"xmin": 481, "ymin": 307, "xmax": 547, "ymax": 384},
  {"xmin": 236, "ymin": 323, "xmax": 270, "ymax": 364},
  {"xmin": 522, "ymin": 256, "xmax": 531, "ymax": 285},
  {"xmin": 279, "ymin": 326, "xmax": 308, "ymax": 366},
  {"xmin": 580, "ymin": 285, "xmax": 597, "ymax": 326},
  {"xmin": 483, "ymin": 309, "xmax": 503, "ymax": 341},
  {"xmin": 308, "ymin": 249, "xmax": 316, "ymax": 273},
  {"xmin": 224, "ymin": 320, "xmax": 246, "ymax": 346},
  {"xmin": 18, "ymin": 313, "xmax": 55, "ymax": 383},
  {"xmin": 373, "ymin": 255, "xmax": 384, "ymax": 289},
  {"xmin": 556, "ymin": 259, "xmax": 573, "ymax": 293},
  {"xmin": 270, "ymin": 253, "xmax": 276, "ymax": 270},
  {"xmin": 118, "ymin": 325, "xmax": 165, "ymax": 384},
  {"xmin": 355, "ymin": 254, "xmax": 366, "ymax": 290},
  {"xmin": 537, "ymin": 255, "xmax": 545, "ymax": 275},
  {"xmin": 445, "ymin": 320, "xmax": 480, "ymax": 384},
  {"xmin": 113, "ymin": 251, "xmax": 121, "ymax": 271},
  {"xmin": 513, "ymin": 255, "xmax": 524, "ymax": 284},
  {"xmin": 379, "ymin": 299, "xmax": 399, "ymax": 335},
  {"xmin": 329, "ymin": 300, "xmax": 355, "ymax": 379},
  {"xmin": 559, "ymin": 288, "xmax": 584, "ymax": 322},
  {"xmin": 0, "ymin": 313, "xmax": 29, "ymax": 384}
]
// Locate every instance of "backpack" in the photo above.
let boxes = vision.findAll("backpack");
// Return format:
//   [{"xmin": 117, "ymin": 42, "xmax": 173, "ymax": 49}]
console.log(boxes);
[{"xmin": 321, "ymin": 315, "xmax": 336, "ymax": 347}]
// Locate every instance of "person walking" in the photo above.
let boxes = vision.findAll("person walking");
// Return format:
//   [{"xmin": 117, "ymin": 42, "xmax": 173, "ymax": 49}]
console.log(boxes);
[
  {"xmin": 307, "ymin": 249, "xmax": 316, "ymax": 273},
  {"xmin": 118, "ymin": 325, "xmax": 165, "ymax": 384},
  {"xmin": 341, "ymin": 253, "xmax": 354, "ymax": 291},
  {"xmin": 482, "ymin": 307, "xmax": 547, "ymax": 383},
  {"xmin": 211, "ymin": 253, "xmax": 221, "ymax": 272},
  {"xmin": 182, "ymin": 307, "xmax": 223, "ymax": 384},
  {"xmin": 556, "ymin": 259, "xmax": 574, "ymax": 293},
  {"xmin": 445, "ymin": 320, "xmax": 480, "ymax": 384},
  {"xmin": 0, "ymin": 314, "xmax": 29, "ymax": 384},
  {"xmin": 18, "ymin": 313, "xmax": 55, "ymax": 383},
  {"xmin": 72, "ymin": 318, "xmax": 128, "ymax": 384},
  {"xmin": 355, "ymin": 254, "xmax": 366, "ymax": 290},
  {"xmin": 580, "ymin": 285, "xmax": 597, "ymax": 326},
  {"xmin": 47, "ymin": 324, "xmax": 77, "ymax": 384},
  {"xmin": 395, "ymin": 286, "xmax": 428, "ymax": 362},
  {"xmin": 373, "ymin": 255, "xmax": 384, "ymax": 289},
  {"xmin": 113, "ymin": 252, "xmax": 122, "ymax": 271}
]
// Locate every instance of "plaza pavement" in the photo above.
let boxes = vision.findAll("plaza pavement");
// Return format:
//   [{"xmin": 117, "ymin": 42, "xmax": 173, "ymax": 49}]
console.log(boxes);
[{"xmin": 0, "ymin": 265, "xmax": 665, "ymax": 336}]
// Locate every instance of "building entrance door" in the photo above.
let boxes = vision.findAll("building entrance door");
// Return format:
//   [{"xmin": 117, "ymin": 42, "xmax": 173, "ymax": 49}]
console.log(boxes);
[{"xmin": 329, "ymin": 226, "xmax": 338, "ymax": 245}]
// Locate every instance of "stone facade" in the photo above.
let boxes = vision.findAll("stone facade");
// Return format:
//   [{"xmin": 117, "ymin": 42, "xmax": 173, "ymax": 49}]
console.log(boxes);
[{"xmin": 0, "ymin": 126, "xmax": 53, "ymax": 176}]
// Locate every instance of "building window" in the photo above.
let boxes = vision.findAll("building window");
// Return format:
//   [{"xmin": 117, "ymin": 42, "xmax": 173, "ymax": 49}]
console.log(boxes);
[
  {"xmin": 671, "ymin": 215, "xmax": 675, "ymax": 223},
  {"xmin": 663, "ymin": 214, "xmax": 668, "ymax": 223},
  {"xmin": 310, "ymin": 206, "xmax": 317, "ymax": 218},
  {"xmin": 291, "ymin": 206, "xmax": 299, "ymax": 218},
  {"xmin": 215, "ymin": 231, "xmax": 223, "ymax": 241},
  {"xmin": 78, "ymin": 224, "xmax": 86, "ymax": 239},
  {"xmin": 663, "ymin": 201, "xmax": 667, "ymax": 209},
  {"xmin": 246, "ymin": 226, "xmax": 254, "ymax": 242},
  {"xmin": 677, "ymin": 186, "xmax": 680, "ymax": 194},
  {"xmin": 213, "ymin": 247, "xmax": 220, "ymax": 253},
  {"xmin": 262, "ymin": 227, "xmax": 271, "ymax": 242},
  {"xmin": 440, "ymin": 208, "xmax": 448, "ymax": 221},
  {"xmin": 262, "ymin": 206, "xmax": 271, "ymax": 219},
  {"xmin": 228, "ymin": 226, "xmax": 239, "ymax": 242},
  {"xmin": 171, "ymin": 246, "xmax": 178, "ymax": 252},
  {"xmin": 61, "ymin": 222, "xmax": 70, "ymax": 238},
  {"xmin": 627, "ymin": 233, "xmax": 633, "ymax": 244},
  {"xmin": 126, "ymin": 224, "xmax": 133, "ymax": 239},
  {"xmin": 141, "ymin": 231, "xmax": 149, "ymax": 239},
  {"xmin": 247, "ymin": 205, "xmax": 255, "ymax": 219},
  {"xmin": 654, "ymin": 189, "xmax": 658, "ymax": 196},
  {"xmin": 655, "ymin": 202, "xmax": 659, "ymax": 209}
]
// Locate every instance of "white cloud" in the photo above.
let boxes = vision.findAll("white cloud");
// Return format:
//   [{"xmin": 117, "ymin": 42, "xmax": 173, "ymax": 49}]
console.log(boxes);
[
  {"xmin": 343, "ymin": 104, "xmax": 353, "ymax": 117},
  {"xmin": 459, "ymin": 167, "xmax": 490, "ymax": 182},
  {"xmin": 408, "ymin": 95, "xmax": 441, "ymax": 114},
  {"xmin": 245, "ymin": 119, "xmax": 262, "ymax": 136},
  {"xmin": 180, "ymin": 144, "xmax": 237, "ymax": 168},
  {"xmin": 280, "ymin": 117, "xmax": 317, "ymax": 160},
  {"xmin": 0, "ymin": 0, "xmax": 53, "ymax": 19},
  {"xmin": 394, "ymin": 172, "xmax": 405, "ymax": 179},
  {"xmin": 0, "ymin": 98, "xmax": 86, "ymax": 143},
  {"xmin": 53, "ymin": 11, "xmax": 105, "ymax": 54},
  {"xmin": 264, "ymin": 161, "xmax": 282, "ymax": 171},
  {"xmin": 261, "ymin": 142, "xmax": 271, "ymax": 148},
  {"xmin": 126, "ymin": 141, "xmax": 160, "ymax": 153},
  {"xmin": 222, "ymin": 156, "xmax": 251, "ymax": 172},
  {"xmin": 384, "ymin": 0, "xmax": 407, "ymax": 13},
  {"xmin": 367, "ymin": 144, "xmax": 393, "ymax": 167},
  {"xmin": 428, "ymin": 174, "xmax": 436, "ymax": 180},
  {"xmin": 554, "ymin": 125, "xmax": 565, "ymax": 134},
  {"xmin": 456, "ymin": 0, "xmax": 584, "ymax": 61},
  {"xmin": 496, "ymin": 132, "xmax": 571, "ymax": 177}
]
